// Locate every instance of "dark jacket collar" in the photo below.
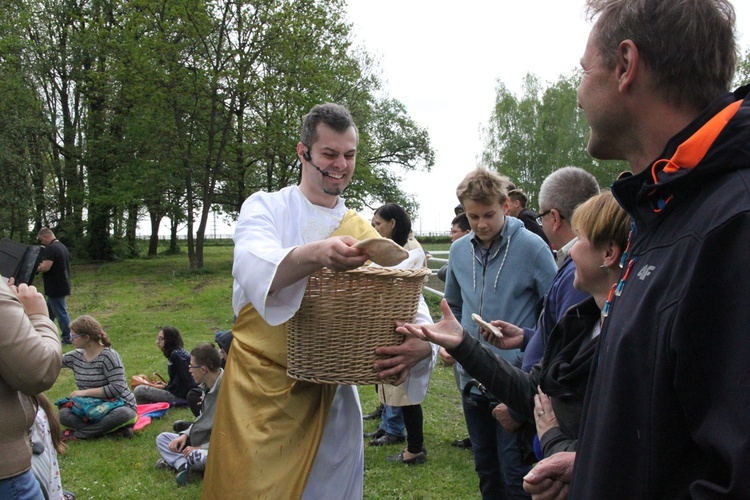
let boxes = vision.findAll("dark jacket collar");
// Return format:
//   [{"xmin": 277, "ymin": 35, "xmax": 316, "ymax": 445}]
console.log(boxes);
[{"xmin": 612, "ymin": 84, "xmax": 750, "ymax": 227}]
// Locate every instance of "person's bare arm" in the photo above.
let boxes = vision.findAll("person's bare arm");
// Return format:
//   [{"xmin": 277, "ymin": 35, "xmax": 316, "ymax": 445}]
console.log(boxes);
[{"xmin": 37, "ymin": 259, "xmax": 53, "ymax": 273}]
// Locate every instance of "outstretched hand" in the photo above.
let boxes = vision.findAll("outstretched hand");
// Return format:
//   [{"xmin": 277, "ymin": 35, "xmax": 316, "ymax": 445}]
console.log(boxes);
[{"xmin": 396, "ymin": 299, "xmax": 464, "ymax": 350}]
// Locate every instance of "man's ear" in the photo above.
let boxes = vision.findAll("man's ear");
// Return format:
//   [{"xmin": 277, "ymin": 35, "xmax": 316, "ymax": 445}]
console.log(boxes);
[
  {"xmin": 616, "ymin": 39, "xmax": 639, "ymax": 93},
  {"xmin": 296, "ymin": 142, "xmax": 307, "ymax": 162},
  {"xmin": 550, "ymin": 209, "xmax": 564, "ymax": 231}
]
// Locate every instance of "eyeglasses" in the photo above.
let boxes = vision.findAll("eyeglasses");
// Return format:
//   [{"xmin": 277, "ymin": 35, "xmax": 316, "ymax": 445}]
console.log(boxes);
[
  {"xmin": 189, "ymin": 365, "xmax": 204, "ymax": 370},
  {"xmin": 156, "ymin": 336, "xmax": 165, "ymax": 343},
  {"xmin": 536, "ymin": 210, "xmax": 552, "ymax": 225},
  {"xmin": 71, "ymin": 333, "xmax": 85, "ymax": 339},
  {"xmin": 536, "ymin": 209, "xmax": 565, "ymax": 225}
]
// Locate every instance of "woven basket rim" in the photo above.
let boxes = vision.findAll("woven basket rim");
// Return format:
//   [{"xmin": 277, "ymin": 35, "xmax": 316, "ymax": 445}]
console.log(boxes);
[{"xmin": 325, "ymin": 265, "xmax": 432, "ymax": 278}]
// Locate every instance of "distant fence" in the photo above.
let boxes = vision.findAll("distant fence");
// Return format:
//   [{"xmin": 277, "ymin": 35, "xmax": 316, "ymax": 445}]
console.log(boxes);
[
  {"xmin": 424, "ymin": 250, "xmax": 448, "ymax": 298},
  {"xmin": 135, "ymin": 234, "xmax": 235, "ymax": 240}
]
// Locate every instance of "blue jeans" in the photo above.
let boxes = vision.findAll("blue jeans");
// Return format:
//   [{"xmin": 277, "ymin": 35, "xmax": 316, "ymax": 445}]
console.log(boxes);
[
  {"xmin": 0, "ymin": 469, "xmax": 43, "ymax": 499},
  {"xmin": 46, "ymin": 295, "xmax": 71, "ymax": 341},
  {"xmin": 463, "ymin": 393, "xmax": 531, "ymax": 500},
  {"xmin": 378, "ymin": 404, "xmax": 406, "ymax": 437}
]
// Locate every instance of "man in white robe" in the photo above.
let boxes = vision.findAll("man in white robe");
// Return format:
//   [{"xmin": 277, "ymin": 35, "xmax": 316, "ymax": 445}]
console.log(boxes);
[{"xmin": 203, "ymin": 103, "xmax": 436, "ymax": 499}]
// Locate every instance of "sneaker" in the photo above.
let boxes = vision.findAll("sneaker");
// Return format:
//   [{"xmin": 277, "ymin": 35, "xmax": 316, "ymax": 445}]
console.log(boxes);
[
  {"xmin": 61, "ymin": 339, "xmax": 73, "ymax": 346},
  {"xmin": 120, "ymin": 427, "xmax": 134, "ymax": 438},
  {"xmin": 368, "ymin": 432, "xmax": 405, "ymax": 446},
  {"xmin": 176, "ymin": 469, "xmax": 201, "ymax": 487},
  {"xmin": 61, "ymin": 429, "xmax": 78, "ymax": 442},
  {"xmin": 154, "ymin": 458, "xmax": 171, "ymax": 470},
  {"xmin": 364, "ymin": 428, "xmax": 385, "ymax": 439},
  {"xmin": 362, "ymin": 404, "xmax": 384, "ymax": 421},
  {"xmin": 451, "ymin": 437, "xmax": 473, "ymax": 449},
  {"xmin": 172, "ymin": 420, "xmax": 193, "ymax": 433}
]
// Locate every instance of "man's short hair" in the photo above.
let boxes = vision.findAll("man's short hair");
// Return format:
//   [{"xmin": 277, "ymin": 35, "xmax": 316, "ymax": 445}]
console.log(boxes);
[
  {"xmin": 585, "ymin": 0, "xmax": 736, "ymax": 111},
  {"xmin": 538, "ymin": 166, "xmax": 601, "ymax": 221},
  {"xmin": 507, "ymin": 189, "xmax": 528, "ymax": 208},
  {"xmin": 451, "ymin": 212, "xmax": 470, "ymax": 232},
  {"xmin": 191, "ymin": 343, "xmax": 222, "ymax": 372},
  {"xmin": 300, "ymin": 103, "xmax": 358, "ymax": 148},
  {"xmin": 456, "ymin": 168, "xmax": 512, "ymax": 206},
  {"xmin": 37, "ymin": 227, "xmax": 53, "ymax": 239}
]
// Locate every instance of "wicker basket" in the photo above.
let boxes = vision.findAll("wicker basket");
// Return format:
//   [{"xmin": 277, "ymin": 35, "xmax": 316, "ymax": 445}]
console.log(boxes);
[{"xmin": 287, "ymin": 266, "xmax": 432, "ymax": 385}]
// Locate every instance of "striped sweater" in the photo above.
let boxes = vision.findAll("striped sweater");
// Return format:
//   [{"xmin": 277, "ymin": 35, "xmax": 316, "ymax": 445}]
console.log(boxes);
[{"xmin": 62, "ymin": 347, "xmax": 136, "ymax": 409}]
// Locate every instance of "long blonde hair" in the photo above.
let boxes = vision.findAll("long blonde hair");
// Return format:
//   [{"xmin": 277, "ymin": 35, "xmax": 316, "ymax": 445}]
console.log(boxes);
[{"xmin": 37, "ymin": 393, "xmax": 66, "ymax": 454}]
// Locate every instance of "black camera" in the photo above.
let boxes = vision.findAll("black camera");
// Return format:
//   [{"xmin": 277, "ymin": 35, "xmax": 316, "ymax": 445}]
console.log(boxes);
[{"xmin": 0, "ymin": 238, "xmax": 44, "ymax": 286}]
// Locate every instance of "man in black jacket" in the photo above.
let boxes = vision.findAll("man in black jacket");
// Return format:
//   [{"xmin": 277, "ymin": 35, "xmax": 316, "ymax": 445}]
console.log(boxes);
[
  {"xmin": 506, "ymin": 189, "xmax": 550, "ymax": 249},
  {"xmin": 524, "ymin": 0, "xmax": 750, "ymax": 498}
]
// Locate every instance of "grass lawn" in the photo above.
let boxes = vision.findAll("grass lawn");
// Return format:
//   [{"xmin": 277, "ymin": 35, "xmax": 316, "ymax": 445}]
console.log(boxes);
[{"xmin": 45, "ymin": 244, "xmax": 480, "ymax": 499}]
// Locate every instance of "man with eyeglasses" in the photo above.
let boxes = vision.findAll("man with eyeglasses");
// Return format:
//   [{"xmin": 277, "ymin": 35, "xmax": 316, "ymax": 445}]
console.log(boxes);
[{"xmin": 154, "ymin": 343, "xmax": 223, "ymax": 487}]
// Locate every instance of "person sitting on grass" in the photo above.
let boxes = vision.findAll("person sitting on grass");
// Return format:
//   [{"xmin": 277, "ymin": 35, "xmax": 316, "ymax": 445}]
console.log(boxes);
[
  {"xmin": 59, "ymin": 315, "xmax": 137, "ymax": 441},
  {"xmin": 155, "ymin": 343, "xmax": 223, "ymax": 486},
  {"xmin": 133, "ymin": 326, "xmax": 196, "ymax": 406},
  {"xmin": 172, "ymin": 330, "xmax": 232, "ymax": 433}
]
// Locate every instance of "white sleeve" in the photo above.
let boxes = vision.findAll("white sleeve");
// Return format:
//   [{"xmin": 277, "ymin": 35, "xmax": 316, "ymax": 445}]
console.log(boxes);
[
  {"xmin": 232, "ymin": 193, "xmax": 306, "ymax": 325},
  {"xmin": 403, "ymin": 294, "xmax": 438, "ymax": 403}
]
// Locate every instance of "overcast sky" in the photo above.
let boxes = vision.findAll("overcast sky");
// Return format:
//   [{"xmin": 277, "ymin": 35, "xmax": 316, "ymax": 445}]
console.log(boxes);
[{"xmin": 346, "ymin": 0, "xmax": 750, "ymax": 233}]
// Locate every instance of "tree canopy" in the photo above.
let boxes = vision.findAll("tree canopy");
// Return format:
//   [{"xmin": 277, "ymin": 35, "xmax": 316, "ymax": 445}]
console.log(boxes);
[
  {"xmin": 481, "ymin": 47, "xmax": 750, "ymax": 207},
  {"xmin": 0, "ymin": 0, "xmax": 434, "ymax": 268}
]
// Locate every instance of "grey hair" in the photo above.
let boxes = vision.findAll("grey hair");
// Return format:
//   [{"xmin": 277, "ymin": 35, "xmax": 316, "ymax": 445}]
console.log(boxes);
[{"xmin": 538, "ymin": 167, "xmax": 601, "ymax": 221}]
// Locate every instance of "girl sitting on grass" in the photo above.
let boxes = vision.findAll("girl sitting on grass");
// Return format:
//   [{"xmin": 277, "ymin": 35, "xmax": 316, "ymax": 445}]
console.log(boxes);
[
  {"xmin": 133, "ymin": 326, "xmax": 196, "ymax": 406},
  {"xmin": 59, "ymin": 315, "xmax": 137, "ymax": 441}
]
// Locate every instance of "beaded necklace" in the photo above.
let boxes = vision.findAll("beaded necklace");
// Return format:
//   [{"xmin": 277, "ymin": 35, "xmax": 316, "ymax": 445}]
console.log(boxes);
[{"xmin": 601, "ymin": 228, "xmax": 635, "ymax": 321}]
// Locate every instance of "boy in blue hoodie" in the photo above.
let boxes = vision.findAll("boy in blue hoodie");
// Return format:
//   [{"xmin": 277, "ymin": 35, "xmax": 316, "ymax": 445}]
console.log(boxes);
[{"xmin": 444, "ymin": 168, "xmax": 556, "ymax": 499}]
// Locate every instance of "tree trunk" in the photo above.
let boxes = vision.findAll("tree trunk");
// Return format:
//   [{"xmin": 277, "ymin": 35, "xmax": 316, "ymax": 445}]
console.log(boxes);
[{"xmin": 148, "ymin": 210, "xmax": 162, "ymax": 257}]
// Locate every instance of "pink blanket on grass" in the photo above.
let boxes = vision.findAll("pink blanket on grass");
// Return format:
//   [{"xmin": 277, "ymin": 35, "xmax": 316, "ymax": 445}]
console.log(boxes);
[{"xmin": 133, "ymin": 402, "xmax": 170, "ymax": 431}]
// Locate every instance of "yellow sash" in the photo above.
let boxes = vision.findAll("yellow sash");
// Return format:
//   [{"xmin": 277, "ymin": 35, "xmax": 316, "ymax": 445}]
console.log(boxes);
[{"xmin": 202, "ymin": 209, "xmax": 379, "ymax": 499}]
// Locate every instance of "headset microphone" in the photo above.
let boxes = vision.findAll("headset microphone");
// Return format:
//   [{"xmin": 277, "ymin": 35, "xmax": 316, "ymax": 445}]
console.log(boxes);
[
  {"xmin": 303, "ymin": 147, "xmax": 329, "ymax": 177},
  {"xmin": 310, "ymin": 161, "xmax": 330, "ymax": 177}
]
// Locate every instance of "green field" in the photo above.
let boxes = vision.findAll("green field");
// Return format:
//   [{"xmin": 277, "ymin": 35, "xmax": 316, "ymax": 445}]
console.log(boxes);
[{"xmin": 45, "ymin": 244, "xmax": 480, "ymax": 499}]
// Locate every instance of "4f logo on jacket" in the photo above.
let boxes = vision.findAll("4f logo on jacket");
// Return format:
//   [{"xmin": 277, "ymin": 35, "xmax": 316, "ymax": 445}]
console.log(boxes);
[{"xmin": 637, "ymin": 265, "xmax": 656, "ymax": 281}]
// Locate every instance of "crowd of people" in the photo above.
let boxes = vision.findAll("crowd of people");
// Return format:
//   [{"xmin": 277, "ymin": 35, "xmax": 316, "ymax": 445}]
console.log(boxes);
[{"xmin": 2, "ymin": 0, "xmax": 749, "ymax": 498}]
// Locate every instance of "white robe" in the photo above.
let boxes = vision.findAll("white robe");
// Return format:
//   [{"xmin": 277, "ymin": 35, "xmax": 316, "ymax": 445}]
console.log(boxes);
[{"xmin": 232, "ymin": 185, "xmax": 436, "ymax": 499}]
